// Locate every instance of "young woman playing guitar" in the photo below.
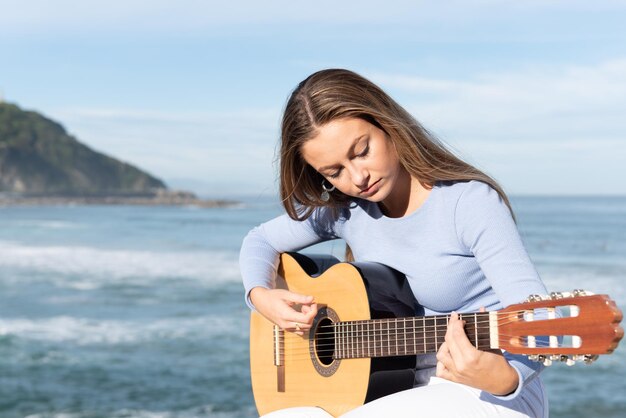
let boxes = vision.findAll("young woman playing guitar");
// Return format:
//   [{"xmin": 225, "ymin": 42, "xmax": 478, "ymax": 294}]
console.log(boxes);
[{"xmin": 240, "ymin": 69, "xmax": 548, "ymax": 417}]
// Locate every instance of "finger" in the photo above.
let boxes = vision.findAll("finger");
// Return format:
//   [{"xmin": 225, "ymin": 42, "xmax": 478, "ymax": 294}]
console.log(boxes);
[
  {"xmin": 479, "ymin": 306, "xmax": 486, "ymax": 313},
  {"xmin": 436, "ymin": 341, "xmax": 456, "ymax": 375},
  {"xmin": 281, "ymin": 290, "xmax": 315, "ymax": 305},
  {"xmin": 445, "ymin": 312, "xmax": 475, "ymax": 363},
  {"xmin": 436, "ymin": 343, "xmax": 454, "ymax": 379},
  {"xmin": 283, "ymin": 311, "xmax": 315, "ymax": 329},
  {"xmin": 301, "ymin": 303, "xmax": 318, "ymax": 322},
  {"xmin": 436, "ymin": 359, "xmax": 448, "ymax": 378}
]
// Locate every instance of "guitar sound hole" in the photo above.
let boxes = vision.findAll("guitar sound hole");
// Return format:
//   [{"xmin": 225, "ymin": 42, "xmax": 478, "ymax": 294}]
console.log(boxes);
[
  {"xmin": 310, "ymin": 307, "xmax": 340, "ymax": 376},
  {"xmin": 315, "ymin": 317, "xmax": 335, "ymax": 366}
]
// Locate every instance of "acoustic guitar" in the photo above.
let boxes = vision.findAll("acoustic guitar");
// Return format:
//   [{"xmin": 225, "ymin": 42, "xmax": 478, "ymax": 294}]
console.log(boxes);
[{"xmin": 249, "ymin": 253, "xmax": 623, "ymax": 417}]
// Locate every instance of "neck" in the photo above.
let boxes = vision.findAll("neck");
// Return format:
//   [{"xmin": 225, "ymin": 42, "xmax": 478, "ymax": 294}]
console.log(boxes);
[
  {"xmin": 332, "ymin": 312, "xmax": 492, "ymax": 359},
  {"xmin": 380, "ymin": 172, "xmax": 431, "ymax": 218}
]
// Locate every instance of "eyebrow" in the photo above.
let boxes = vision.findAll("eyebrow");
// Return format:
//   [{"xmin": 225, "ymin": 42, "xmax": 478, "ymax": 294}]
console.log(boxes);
[{"xmin": 317, "ymin": 134, "xmax": 368, "ymax": 172}]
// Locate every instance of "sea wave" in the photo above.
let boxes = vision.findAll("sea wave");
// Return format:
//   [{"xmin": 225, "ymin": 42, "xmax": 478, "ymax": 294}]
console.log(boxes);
[
  {"xmin": 0, "ymin": 240, "xmax": 241, "ymax": 287},
  {"xmin": 23, "ymin": 404, "xmax": 256, "ymax": 418},
  {"xmin": 13, "ymin": 219, "xmax": 83, "ymax": 229},
  {"xmin": 0, "ymin": 314, "xmax": 246, "ymax": 345}
]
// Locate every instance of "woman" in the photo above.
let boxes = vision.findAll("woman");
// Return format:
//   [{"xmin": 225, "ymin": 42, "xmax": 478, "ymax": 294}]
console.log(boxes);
[{"xmin": 240, "ymin": 69, "xmax": 548, "ymax": 417}]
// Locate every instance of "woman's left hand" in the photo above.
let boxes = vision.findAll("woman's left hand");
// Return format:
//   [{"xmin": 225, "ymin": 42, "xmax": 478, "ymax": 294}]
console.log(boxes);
[{"xmin": 436, "ymin": 311, "xmax": 519, "ymax": 395}]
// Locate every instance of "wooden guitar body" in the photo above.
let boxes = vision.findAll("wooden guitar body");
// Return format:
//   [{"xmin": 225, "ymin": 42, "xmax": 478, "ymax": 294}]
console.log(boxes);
[{"xmin": 250, "ymin": 253, "xmax": 417, "ymax": 416}]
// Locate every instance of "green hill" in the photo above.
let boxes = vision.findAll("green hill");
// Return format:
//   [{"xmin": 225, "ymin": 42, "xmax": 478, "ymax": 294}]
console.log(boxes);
[{"xmin": 0, "ymin": 102, "xmax": 166, "ymax": 195}]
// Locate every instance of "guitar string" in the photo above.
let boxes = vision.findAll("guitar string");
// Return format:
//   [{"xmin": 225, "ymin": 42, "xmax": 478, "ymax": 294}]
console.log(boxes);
[
  {"xmin": 271, "ymin": 314, "xmax": 574, "ymax": 358},
  {"xmin": 278, "ymin": 322, "xmax": 562, "ymax": 349},
  {"xmin": 269, "ymin": 309, "xmax": 578, "ymax": 358},
  {"xmin": 271, "ymin": 335, "xmax": 568, "ymax": 360},
  {"xmin": 274, "ymin": 330, "xmax": 565, "ymax": 357},
  {"xmin": 283, "ymin": 310, "xmax": 547, "ymax": 339}
]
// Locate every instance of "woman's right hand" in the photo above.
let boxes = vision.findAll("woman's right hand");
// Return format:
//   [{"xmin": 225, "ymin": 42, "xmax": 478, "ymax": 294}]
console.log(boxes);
[{"xmin": 249, "ymin": 287, "xmax": 318, "ymax": 336}]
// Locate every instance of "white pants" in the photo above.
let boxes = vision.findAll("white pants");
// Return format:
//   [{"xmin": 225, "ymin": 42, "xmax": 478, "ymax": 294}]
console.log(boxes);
[{"xmin": 260, "ymin": 376, "xmax": 547, "ymax": 418}]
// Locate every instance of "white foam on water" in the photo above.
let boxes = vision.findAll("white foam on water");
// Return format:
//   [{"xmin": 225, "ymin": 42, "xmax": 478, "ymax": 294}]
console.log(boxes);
[
  {"xmin": 0, "ymin": 240, "xmax": 241, "ymax": 287},
  {"xmin": 0, "ymin": 314, "xmax": 245, "ymax": 345},
  {"xmin": 24, "ymin": 405, "xmax": 251, "ymax": 418},
  {"xmin": 14, "ymin": 220, "xmax": 82, "ymax": 229}
]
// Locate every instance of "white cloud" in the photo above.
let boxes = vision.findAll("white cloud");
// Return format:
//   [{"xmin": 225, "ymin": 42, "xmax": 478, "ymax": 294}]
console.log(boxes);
[
  {"xmin": 1, "ymin": 1, "xmax": 625, "ymax": 36},
  {"xmin": 368, "ymin": 59, "xmax": 626, "ymax": 194},
  {"xmin": 371, "ymin": 58, "xmax": 626, "ymax": 140},
  {"xmin": 40, "ymin": 58, "xmax": 626, "ymax": 196},
  {"xmin": 47, "ymin": 106, "xmax": 282, "ymax": 195}
]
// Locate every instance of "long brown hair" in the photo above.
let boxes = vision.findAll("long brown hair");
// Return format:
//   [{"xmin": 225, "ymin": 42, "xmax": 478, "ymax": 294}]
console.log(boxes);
[{"xmin": 279, "ymin": 68, "xmax": 514, "ymax": 221}]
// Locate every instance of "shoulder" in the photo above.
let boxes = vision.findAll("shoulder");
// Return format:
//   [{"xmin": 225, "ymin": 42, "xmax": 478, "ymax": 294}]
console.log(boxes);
[
  {"xmin": 437, "ymin": 180, "xmax": 507, "ymax": 212},
  {"xmin": 435, "ymin": 181, "xmax": 514, "ymax": 238}
]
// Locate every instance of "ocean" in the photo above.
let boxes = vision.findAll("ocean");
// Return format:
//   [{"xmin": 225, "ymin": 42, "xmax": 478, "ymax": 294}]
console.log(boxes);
[{"xmin": 0, "ymin": 195, "xmax": 624, "ymax": 418}]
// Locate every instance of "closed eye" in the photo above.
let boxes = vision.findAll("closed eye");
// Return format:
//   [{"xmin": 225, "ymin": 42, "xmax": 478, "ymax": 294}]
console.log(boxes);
[{"xmin": 327, "ymin": 168, "xmax": 342, "ymax": 179}]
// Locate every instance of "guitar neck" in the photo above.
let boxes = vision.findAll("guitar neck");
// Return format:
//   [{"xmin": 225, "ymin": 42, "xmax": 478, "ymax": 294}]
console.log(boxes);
[{"xmin": 332, "ymin": 312, "xmax": 493, "ymax": 359}]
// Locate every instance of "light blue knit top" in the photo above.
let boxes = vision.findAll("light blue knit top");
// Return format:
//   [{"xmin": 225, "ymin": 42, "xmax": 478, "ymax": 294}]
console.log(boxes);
[{"xmin": 239, "ymin": 180, "xmax": 547, "ymax": 400}]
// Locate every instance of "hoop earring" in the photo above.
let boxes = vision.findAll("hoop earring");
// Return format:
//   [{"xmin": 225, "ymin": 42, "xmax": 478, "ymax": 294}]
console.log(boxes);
[{"xmin": 320, "ymin": 180, "xmax": 336, "ymax": 202}]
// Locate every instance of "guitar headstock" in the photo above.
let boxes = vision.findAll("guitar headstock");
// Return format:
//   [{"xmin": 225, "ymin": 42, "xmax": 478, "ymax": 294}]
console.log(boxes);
[{"xmin": 497, "ymin": 290, "xmax": 623, "ymax": 366}]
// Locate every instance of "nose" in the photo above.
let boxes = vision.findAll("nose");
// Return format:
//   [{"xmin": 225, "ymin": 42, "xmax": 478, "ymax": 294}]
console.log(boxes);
[{"xmin": 347, "ymin": 161, "xmax": 369, "ymax": 189}]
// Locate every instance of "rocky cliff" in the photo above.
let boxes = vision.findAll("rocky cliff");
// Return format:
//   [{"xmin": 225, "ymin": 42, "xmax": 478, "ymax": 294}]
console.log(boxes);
[{"xmin": 0, "ymin": 102, "xmax": 166, "ymax": 195}]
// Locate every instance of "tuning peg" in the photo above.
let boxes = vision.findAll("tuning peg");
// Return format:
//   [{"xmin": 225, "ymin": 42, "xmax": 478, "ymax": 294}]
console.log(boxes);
[
  {"xmin": 573, "ymin": 289, "xmax": 595, "ymax": 297},
  {"xmin": 526, "ymin": 294, "xmax": 544, "ymax": 302},
  {"xmin": 528, "ymin": 354, "xmax": 539, "ymax": 362},
  {"xmin": 558, "ymin": 355, "xmax": 576, "ymax": 366},
  {"xmin": 542, "ymin": 358, "xmax": 553, "ymax": 366},
  {"xmin": 550, "ymin": 292, "xmax": 563, "ymax": 299},
  {"xmin": 584, "ymin": 355, "xmax": 599, "ymax": 364}
]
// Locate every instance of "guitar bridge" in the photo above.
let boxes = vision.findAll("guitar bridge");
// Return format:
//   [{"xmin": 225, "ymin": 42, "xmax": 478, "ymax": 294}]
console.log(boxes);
[{"xmin": 273, "ymin": 325, "xmax": 285, "ymax": 392}]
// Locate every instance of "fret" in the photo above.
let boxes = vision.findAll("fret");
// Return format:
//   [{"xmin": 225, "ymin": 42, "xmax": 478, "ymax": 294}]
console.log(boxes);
[
  {"xmin": 351, "ymin": 321, "xmax": 355, "ymax": 358},
  {"xmin": 352, "ymin": 321, "xmax": 356, "ymax": 358},
  {"xmin": 361, "ymin": 321, "xmax": 365, "ymax": 358},
  {"xmin": 352, "ymin": 321, "xmax": 359, "ymax": 358},
  {"xmin": 402, "ymin": 317, "xmax": 407, "ymax": 355},
  {"xmin": 382, "ymin": 319, "xmax": 391, "ymax": 356},
  {"xmin": 342, "ymin": 322, "xmax": 346, "ymax": 358},
  {"xmin": 354, "ymin": 321, "xmax": 358, "ymax": 358},
  {"xmin": 373, "ymin": 320, "xmax": 377, "ymax": 357},
  {"xmin": 425, "ymin": 317, "xmax": 438, "ymax": 352},
  {"xmin": 339, "ymin": 322, "xmax": 343, "ymax": 359},
  {"xmin": 473, "ymin": 313, "xmax": 479, "ymax": 349},
  {"xmin": 437, "ymin": 316, "xmax": 448, "ymax": 350},
  {"xmin": 359, "ymin": 321, "xmax": 363, "ymax": 358},
  {"xmin": 386, "ymin": 319, "xmax": 391, "ymax": 356},
  {"xmin": 434, "ymin": 316, "xmax": 438, "ymax": 349},
  {"xmin": 363, "ymin": 321, "xmax": 367, "ymax": 358},
  {"xmin": 335, "ymin": 323, "xmax": 340, "ymax": 359},
  {"xmin": 360, "ymin": 321, "xmax": 365, "ymax": 358},
  {"xmin": 412, "ymin": 317, "xmax": 417, "ymax": 355},
  {"xmin": 365, "ymin": 321, "xmax": 369, "ymax": 358},
  {"xmin": 394, "ymin": 318, "xmax": 399, "ymax": 356},
  {"xmin": 422, "ymin": 316, "xmax": 427, "ymax": 354},
  {"xmin": 346, "ymin": 322, "xmax": 353, "ymax": 358}
]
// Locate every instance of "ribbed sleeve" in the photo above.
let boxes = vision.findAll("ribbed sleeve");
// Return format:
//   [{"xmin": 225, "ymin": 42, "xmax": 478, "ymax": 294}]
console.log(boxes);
[
  {"xmin": 239, "ymin": 209, "xmax": 340, "ymax": 309},
  {"xmin": 454, "ymin": 181, "xmax": 547, "ymax": 399}
]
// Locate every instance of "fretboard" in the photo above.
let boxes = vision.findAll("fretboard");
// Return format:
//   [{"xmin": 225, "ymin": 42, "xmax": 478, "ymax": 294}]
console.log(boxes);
[{"xmin": 332, "ymin": 313, "xmax": 492, "ymax": 359}]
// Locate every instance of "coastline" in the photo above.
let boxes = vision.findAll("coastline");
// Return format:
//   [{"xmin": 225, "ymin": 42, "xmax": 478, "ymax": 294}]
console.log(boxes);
[{"xmin": 0, "ymin": 190, "xmax": 239, "ymax": 208}]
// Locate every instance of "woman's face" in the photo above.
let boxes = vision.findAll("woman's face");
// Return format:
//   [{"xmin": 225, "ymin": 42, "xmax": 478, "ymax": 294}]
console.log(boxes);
[{"xmin": 301, "ymin": 117, "xmax": 405, "ymax": 204}]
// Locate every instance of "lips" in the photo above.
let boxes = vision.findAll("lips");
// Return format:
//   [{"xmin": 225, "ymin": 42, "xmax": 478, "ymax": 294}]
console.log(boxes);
[{"xmin": 360, "ymin": 179, "xmax": 381, "ymax": 195}]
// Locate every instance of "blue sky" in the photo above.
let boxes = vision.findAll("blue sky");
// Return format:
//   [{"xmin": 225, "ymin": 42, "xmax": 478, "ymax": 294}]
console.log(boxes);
[{"xmin": 1, "ymin": 1, "xmax": 625, "ymax": 197}]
